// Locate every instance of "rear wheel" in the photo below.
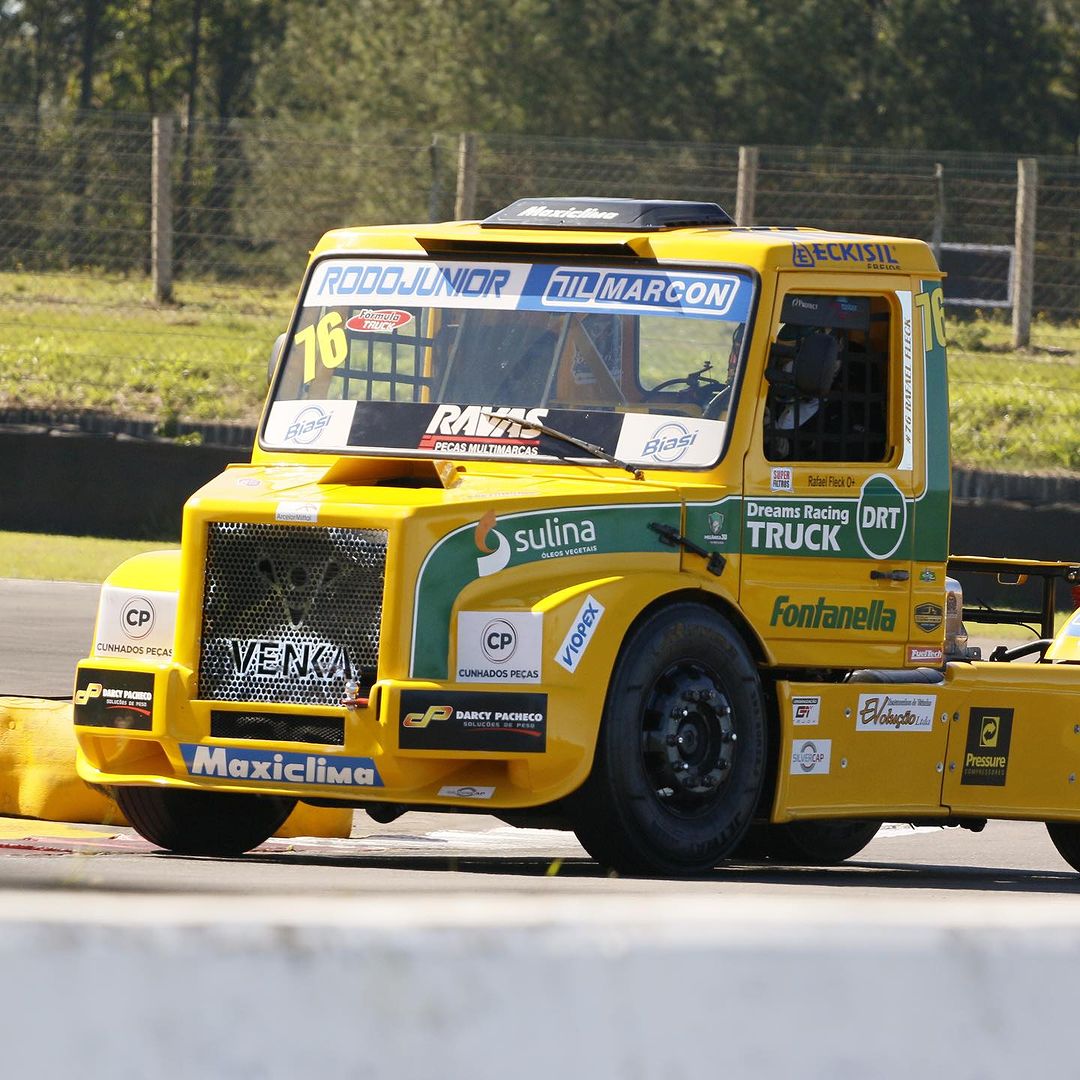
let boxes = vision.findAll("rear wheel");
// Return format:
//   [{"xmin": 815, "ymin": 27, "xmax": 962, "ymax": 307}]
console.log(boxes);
[
  {"xmin": 570, "ymin": 604, "xmax": 766, "ymax": 876},
  {"xmin": 733, "ymin": 819, "xmax": 881, "ymax": 865},
  {"xmin": 115, "ymin": 786, "xmax": 296, "ymax": 856},
  {"xmin": 1046, "ymin": 821, "xmax": 1080, "ymax": 873}
]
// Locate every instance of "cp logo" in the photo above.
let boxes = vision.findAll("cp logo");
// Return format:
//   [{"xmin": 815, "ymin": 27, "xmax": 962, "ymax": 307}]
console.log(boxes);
[
  {"xmin": 481, "ymin": 619, "xmax": 517, "ymax": 664},
  {"xmin": 121, "ymin": 596, "xmax": 155, "ymax": 640}
]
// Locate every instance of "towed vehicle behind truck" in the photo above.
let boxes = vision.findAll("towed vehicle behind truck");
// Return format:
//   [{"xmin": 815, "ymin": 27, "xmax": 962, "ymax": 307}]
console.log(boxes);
[{"xmin": 74, "ymin": 197, "xmax": 1080, "ymax": 876}]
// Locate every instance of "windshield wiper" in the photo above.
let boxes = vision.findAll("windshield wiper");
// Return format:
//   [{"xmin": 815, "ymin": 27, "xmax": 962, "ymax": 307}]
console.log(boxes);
[{"xmin": 479, "ymin": 411, "xmax": 643, "ymax": 480}]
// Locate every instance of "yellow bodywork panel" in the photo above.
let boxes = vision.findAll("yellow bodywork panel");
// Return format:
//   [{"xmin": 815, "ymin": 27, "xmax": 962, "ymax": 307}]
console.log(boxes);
[{"xmin": 775, "ymin": 662, "xmax": 1080, "ymax": 823}]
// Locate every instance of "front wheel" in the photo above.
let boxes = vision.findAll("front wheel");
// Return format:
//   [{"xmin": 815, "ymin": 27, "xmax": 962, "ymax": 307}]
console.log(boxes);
[
  {"xmin": 1046, "ymin": 821, "xmax": 1080, "ymax": 873},
  {"xmin": 570, "ymin": 603, "xmax": 767, "ymax": 876},
  {"xmin": 115, "ymin": 786, "xmax": 297, "ymax": 856},
  {"xmin": 733, "ymin": 819, "xmax": 881, "ymax": 865}
]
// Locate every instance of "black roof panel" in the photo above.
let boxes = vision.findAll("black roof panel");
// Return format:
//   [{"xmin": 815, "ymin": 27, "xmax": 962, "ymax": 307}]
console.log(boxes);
[{"xmin": 482, "ymin": 197, "xmax": 734, "ymax": 231}]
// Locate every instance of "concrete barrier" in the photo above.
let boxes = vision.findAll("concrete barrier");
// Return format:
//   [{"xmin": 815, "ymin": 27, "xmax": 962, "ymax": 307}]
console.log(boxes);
[
  {"xmin": 0, "ymin": 696, "xmax": 352, "ymax": 837},
  {"xmin": 0, "ymin": 894, "xmax": 1078, "ymax": 1078}
]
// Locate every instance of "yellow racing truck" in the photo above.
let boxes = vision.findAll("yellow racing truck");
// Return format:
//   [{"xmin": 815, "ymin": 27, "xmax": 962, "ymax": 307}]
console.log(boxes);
[{"xmin": 73, "ymin": 198, "xmax": 1080, "ymax": 875}]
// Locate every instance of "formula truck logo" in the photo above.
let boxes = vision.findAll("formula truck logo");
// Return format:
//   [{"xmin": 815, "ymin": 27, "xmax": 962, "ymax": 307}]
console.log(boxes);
[
  {"xmin": 418, "ymin": 405, "xmax": 548, "ymax": 457},
  {"xmin": 344, "ymin": 308, "xmax": 413, "ymax": 333}
]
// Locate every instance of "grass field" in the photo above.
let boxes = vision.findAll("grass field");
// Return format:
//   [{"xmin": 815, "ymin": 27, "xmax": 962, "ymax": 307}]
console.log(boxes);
[
  {"xmin": 0, "ymin": 531, "xmax": 173, "ymax": 583},
  {"xmin": 0, "ymin": 269, "xmax": 1077, "ymax": 471}
]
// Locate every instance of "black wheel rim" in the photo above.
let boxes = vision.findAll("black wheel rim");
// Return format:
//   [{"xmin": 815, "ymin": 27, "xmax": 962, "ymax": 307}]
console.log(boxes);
[{"xmin": 640, "ymin": 660, "xmax": 737, "ymax": 816}]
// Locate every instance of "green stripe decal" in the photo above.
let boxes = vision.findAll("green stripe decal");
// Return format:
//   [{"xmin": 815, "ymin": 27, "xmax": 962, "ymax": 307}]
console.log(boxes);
[
  {"xmin": 410, "ymin": 502, "xmax": 680, "ymax": 679},
  {"xmin": 915, "ymin": 279, "xmax": 951, "ymax": 562}
]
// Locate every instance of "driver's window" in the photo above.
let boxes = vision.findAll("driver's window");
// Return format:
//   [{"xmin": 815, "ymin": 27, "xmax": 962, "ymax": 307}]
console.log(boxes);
[{"xmin": 763, "ymin": 293, "xmax": 891, "ymax": 463}]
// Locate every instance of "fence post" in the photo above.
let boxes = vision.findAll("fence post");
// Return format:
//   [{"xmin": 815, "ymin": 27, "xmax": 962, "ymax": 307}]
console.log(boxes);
[
  {"xmin": 1011, "ymin": 157, "xmax": 1038, "ymax": 349},
  {"xmin": 455, "ymin": 133, "xmax": 478, "ymax": 220},
  {"xmin": 735, "ymin": 146, "xmax": 758, "ymax": 226},
  {"xmin": 151, "ymin": 115, "xmax": 174, "ymax": 303},
  {"xmin": 930, "ymin": 163, "xmax": 945, "ymax": 263}
]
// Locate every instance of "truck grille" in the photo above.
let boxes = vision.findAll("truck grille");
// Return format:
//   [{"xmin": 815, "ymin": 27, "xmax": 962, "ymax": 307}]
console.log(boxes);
[{"xmin": 197, "ymin": 522, "xmax": 387, "ymax": 707}]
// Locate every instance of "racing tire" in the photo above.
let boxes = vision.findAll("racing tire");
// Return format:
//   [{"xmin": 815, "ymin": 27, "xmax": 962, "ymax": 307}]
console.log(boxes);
[
  {"xmin": 114, "ymin": 786, "xmax": 297, "ymax": 856},
  {"xmin": 1045, "ymin": 821, "xmax": 1080, "ymax": 873},
  {"xmin": 732, "ymin": 819, "xmax": 881, "ymax": 865},
  {"xmin": 570, "ymin": 603, "xmax": 767, "ymax": 877}
]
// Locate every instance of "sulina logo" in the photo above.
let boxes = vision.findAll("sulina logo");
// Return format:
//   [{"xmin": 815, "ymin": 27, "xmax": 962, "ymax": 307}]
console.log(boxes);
[{"xmin": 475, "ymin": 510, "xmax": 511, "ymax": 577}]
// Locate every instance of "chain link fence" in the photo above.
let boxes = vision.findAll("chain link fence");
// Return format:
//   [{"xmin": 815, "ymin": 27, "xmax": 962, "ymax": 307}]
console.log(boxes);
[{"xmin": 0, "ymin": 108, "xmax": 1077, "ymax": 469}]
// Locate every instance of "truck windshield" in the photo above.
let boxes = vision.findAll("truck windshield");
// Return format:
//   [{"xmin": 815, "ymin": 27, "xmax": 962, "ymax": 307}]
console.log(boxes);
[{"xmin": 263, "ymin": 257, "xmax": 754, "ymax": 469}]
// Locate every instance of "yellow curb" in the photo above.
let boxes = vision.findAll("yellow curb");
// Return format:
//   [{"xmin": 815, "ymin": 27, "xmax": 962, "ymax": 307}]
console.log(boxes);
[
  {"xmin": 0, "ymin": 819, "xmax": 120, "ymax": 840},
  {"xmin": 0, "ymin": 697, "xmax": 352, "ymax": 839}
]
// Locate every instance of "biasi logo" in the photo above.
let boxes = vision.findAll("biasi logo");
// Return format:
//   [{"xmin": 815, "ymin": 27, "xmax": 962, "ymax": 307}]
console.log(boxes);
[
  {"xmin": 555, "ymin": 594, "xmax": 605, "ymax": 673},
  {"xmin": 284, "ymin": 405, "xmax": 332, "ymax": 445},
  {"xmin": 474, "ymin": 510, "xmax": 512, "ymax": 577},
  {"xmin": 642, "ymin": 421, "xmax": 697, "ymax": 463},
  {"xmin": 182, "ymin": 744, "xmax": 382, "ymax": 787}
]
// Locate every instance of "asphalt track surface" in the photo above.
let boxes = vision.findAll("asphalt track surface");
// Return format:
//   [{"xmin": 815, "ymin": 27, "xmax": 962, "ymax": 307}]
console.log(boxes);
[{"xmin": 1, "ymin": 576, "xmax": 1078, "ymax": 907}]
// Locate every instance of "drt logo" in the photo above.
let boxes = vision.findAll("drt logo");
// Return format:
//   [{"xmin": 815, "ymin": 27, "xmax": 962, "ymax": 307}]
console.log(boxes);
[
  {"xmin": 402, "ymin": 705, "xmax": 454, "ymax": 729},
  {"xmin": 857, "ymin": 474, "xmax": 908, "ymax": 559}
]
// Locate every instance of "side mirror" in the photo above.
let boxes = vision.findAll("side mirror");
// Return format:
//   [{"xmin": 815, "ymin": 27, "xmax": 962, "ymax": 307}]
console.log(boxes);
[{"xmin": 267, "ymin": 332, "xmax": 287, "ymax": 387}]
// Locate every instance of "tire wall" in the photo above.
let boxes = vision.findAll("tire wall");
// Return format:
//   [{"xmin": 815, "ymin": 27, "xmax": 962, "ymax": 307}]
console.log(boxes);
[{"xmin": 0, "ymin": 430, "xmax": 246, "ymax": 540}]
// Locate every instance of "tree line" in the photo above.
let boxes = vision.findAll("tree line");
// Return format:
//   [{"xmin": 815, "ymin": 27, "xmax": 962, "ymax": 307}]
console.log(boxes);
[{"xmin": 0, "ymin": 0, "xmax": 1077, "ymax": 154}]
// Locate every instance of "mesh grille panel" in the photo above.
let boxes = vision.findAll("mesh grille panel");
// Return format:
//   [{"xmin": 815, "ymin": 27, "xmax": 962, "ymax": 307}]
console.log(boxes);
[
  {"xmin": 210, "ymin": 710, "xmax": 345, "ymax": 746},
  {"xmin": 198, "ymin": 522, "xmax": 387, "ymax": 707}
]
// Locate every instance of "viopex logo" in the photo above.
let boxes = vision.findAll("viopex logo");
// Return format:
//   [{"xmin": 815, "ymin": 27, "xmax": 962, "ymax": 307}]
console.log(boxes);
[
  {"xmin": 555, "ymin": 594, "xmax": 604, "ymax": 673},
  {"xmin": 284, "ymin": 404, "xmax": 332, "ymax": 445},
  {"xmin": 474, "ymin": 510, "xmax": 511, "ymax": 577},
  {"xmin": 642, "ymin": 421, "xmax": 697, "ymax": 463}
]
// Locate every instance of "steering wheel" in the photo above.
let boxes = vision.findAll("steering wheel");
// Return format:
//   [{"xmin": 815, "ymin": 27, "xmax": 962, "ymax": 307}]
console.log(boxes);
[{"xmin": 648, "ymin": 361, "xmax": 725, "ymax": 407}]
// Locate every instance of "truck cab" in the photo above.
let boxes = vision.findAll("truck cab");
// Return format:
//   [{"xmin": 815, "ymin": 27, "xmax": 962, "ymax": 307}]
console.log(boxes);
[{"xmin": 73, "ymin": 198, "xmax": 1080, "ymax": 875}]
